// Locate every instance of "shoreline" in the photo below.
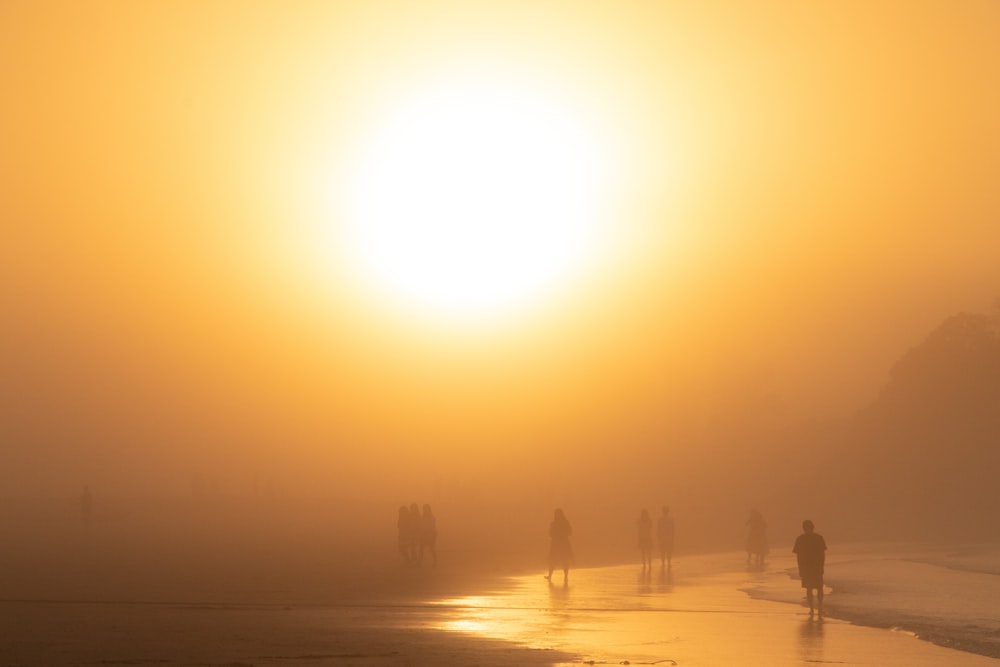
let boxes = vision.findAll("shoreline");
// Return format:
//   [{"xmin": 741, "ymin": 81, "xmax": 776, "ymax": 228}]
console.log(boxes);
[
  {"xmin": 0, "ymin": 597, "xmax": 579, "ymax": 667},
  {"xmin": 427, "ymin": 556, "xmax": 1000, "ymax": 667},
  {"xmin": 3, "ymin": 542, "xmax": 998, "ymax": 665},
  {"xmin": 736, "ymin": 543, "xmax": 1000, "ymax": 660}
]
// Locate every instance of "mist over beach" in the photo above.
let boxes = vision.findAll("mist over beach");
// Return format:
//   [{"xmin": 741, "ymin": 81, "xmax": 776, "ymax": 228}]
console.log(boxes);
[{"xmin": 3, "ymin": 1, "xmax": 1000, "ymax": 665}]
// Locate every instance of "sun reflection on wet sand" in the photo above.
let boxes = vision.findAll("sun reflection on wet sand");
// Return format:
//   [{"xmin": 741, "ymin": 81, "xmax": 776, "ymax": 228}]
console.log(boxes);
[{"xmin": 431, "ymin": 555, "xmax": 999, "ymax": 667}]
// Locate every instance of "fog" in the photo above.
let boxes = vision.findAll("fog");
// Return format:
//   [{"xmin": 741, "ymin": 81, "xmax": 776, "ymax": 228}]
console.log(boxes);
[
  {"xmin": 4, "ymin": 306, "xmax": 998, "ymax": 600},
  {"xmin": 3, "ymin": 2, "xmax": 1000, "ymax": 602}
]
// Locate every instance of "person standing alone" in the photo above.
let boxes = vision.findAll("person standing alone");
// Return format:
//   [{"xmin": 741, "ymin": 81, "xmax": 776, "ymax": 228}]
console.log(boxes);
[
  {"xmin": 792, "ymin": 519, "xmax": 827, "ymax": 618},
  {"xmin": 546, "ymin": 508, "xmax": 574, "ymax": 584}
]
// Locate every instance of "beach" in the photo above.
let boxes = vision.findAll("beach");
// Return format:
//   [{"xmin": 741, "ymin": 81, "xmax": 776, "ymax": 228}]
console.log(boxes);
[
  {"xmin": 3, "ymin": 542, "xmax": 999, "ymax": 666},
  {"xmin": 7, "ymin": 1, "xmax": 1000, "ymax": 663},
  {"xmin": 744, "ymin": 543, "xmax": 1000, "ymax": 659},
  {"xmin": 433, "ymin": 549, "xmax": 1000, "ymax": 667}
]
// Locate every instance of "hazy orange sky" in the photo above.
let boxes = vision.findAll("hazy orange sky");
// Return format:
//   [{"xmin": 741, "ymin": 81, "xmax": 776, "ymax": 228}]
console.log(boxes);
[{"xmin": 3, "ymin": 1, "xmax": 999, "ymax": 498}]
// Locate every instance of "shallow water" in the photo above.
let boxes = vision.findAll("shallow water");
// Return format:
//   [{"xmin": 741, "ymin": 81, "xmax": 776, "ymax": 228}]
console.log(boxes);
[
  {"xmin": 745, "ymin": 543, "xmax": 1000, "ymax": 659},
  {"xmin": 433, "ymin": 550, "xmax": 1000, "ymax": 666},
  {"xmin": 3, "ymin": 545, "xmax": 997, "ymax": 665}
]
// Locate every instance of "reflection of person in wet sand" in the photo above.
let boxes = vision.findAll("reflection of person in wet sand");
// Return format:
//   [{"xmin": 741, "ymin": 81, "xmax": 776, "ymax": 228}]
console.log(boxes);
[
  {"xmin": 793, "ymin": 519, "xmax": 827, "ymax": 618},
  {"xmin": 745, "ymin": 509, "xmax": 768, "ymax": 568},
  {"xmin": 419, "ymin": 503, "xmax": 437, "ymax": 567},
  {"xmin": 546, "ymin": 508, "xmax": 573, "ymax": 584},
  {"xmin": 657, "ymin": 506, "xmax": 674, "ymax": 570},
  {"xmin": 637, "ymin": 508, "xmax": 653, "ymax": 569}
]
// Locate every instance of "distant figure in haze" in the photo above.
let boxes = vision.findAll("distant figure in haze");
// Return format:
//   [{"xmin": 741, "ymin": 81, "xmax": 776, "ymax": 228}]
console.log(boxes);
[
  {"xmin": 81, "ymin": 485, "xmax": 93, "ymax": 523},
  {"xmin": 745, "ymin": 509, "xmax": 768, "ymax": 568},
  {"xmin": 419, "ymin": 503, "xmax": 438, "ymax": 567},
  {"xmin": 397, "ymin": 506, "xmax": 412, "ymax": 564},
  {"xmin": 546, "ymin": 508, "xmax": 574, "ymax": 584},
  {"xmin": 657, "ymin": 506, "xmax": 675, "ymax": 570},
  {"xmin": 793, "ymin": 519, "xmax": 827, "ymax": 618},
  {"xmin": 637, "ymin": 508, "xmax": 653, "ymax": 569}
]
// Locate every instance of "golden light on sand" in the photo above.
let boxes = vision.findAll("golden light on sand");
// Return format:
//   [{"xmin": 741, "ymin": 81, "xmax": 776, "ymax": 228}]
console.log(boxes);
[
  {"xmin": 6, "ymin": 3, "xmax": 1000, "ymax": 665},
  {"xmin": 339, "ymin": 72, "xmax": 620, "ymax": 325}
]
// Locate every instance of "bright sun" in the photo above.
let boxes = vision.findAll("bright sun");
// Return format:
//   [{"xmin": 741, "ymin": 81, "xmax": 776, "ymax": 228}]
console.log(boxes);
[{"xmin": 343, "ymin": 74, "xmax": 615, "ymax": 324}]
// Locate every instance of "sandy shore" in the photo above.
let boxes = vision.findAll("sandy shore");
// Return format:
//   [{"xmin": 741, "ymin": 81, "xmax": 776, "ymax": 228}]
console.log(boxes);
[
  {"xmin": 743, "ymin": 543, "xmax": 1000, "ymax": 659},
  {"xmin": 452, "ymin": 559, "xmax": 1000, "ymax": 667},
  {"xmin": 0, "ymin": 598, "xmax": 573, "ymax": 666},
  {"xmin": 3, "ymin": 551, "xmax": 999, "ymax": 666}
]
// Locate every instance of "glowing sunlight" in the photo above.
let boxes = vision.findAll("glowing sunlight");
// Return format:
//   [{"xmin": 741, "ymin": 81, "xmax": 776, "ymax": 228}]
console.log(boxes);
[
  {"xmin": 341, "ymin": 74, "xmax": 617, "ymax": 324},
  {"xmin": 6, "ymin": 2, "xmax": 1000, "ymax": 665}
]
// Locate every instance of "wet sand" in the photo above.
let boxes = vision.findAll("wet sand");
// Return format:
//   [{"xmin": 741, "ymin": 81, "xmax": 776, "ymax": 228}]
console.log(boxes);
[
  {"xmin": 436, "ymin": 559, "xmax": 1000, "ymax": 667},
  {"xmin": 0, "ymin": 598, "xmax": 572, "ymax": 666},
  {"xmin": 3, "ymin": 553, "xmax": 998, "ymax": 666}
]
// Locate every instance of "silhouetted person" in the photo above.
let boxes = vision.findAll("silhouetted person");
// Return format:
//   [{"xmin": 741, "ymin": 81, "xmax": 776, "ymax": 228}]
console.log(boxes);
[
  {"xmin": 546, "ymin": 508, "xmax": 573, "ymax": 584},
  {"xmin": 81, "ymin": 485, "xmax": 93, "ymax": 523},
  {"xmin": 419, "ymin": 503, "xmax": 437, "ymax": 567},
  {"xmin": 746, "ymin": 509, "xmax": 768, "ymax": 568},
  {"xmin": 657, "ymin": 506, "xmax": 675, "ymax": 570},
  {"xmin": 793, "ymin": 519, "xmax": 827, "ymax": 618},
  {"xmin": 637, "ymin": 508, "xmax": 653, "ymax": 569}
]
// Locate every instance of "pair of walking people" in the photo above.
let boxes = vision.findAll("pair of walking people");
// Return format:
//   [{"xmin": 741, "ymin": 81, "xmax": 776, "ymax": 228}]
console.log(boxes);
[
  {"xmin": 738, "ymin": 511, "xmax": 826, "ymax": 618},
  {"xmin": 548, "ymin": 507, "xmax": 826, "ymax": 619},
  {"xmin": 546, "ymin": 506, "xmax": 675, "ymax": 585},
  {"xmin": 397, "ymin": 503, "xmax": 437, "ymax": 566},
  {"xmin": 637, "ymin": 506, "xmax": 675, "ymax": 570}
]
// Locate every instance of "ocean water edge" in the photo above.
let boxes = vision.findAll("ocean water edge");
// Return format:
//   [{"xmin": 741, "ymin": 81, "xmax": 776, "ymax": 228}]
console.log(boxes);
[{"xmin": 741, "ymin": 542, "xmax": 1000, "ymax": 659}]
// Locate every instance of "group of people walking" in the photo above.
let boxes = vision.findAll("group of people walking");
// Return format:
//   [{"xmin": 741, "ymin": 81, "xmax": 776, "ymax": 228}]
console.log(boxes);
[
  {"xmin": 561, "ymin": 507, "xmax": 828, "ymax": 618},
  {"xmin": 741, "ymin": 509, "xmax": 827, "ymax": 617},
  {"xmin": 545, "ymin": 506, "xmax": 676, "ymax": 585},
  {"xmin": 399, "ymin": 503, "xmax": 827, "ymax": 617},
  {"xmin": 397, "ymin": 502, "xmax": 437, "ymax": 566},
  {"xmin": 636, "ymin": 506, "xmax": 675, "ymax": 571}
]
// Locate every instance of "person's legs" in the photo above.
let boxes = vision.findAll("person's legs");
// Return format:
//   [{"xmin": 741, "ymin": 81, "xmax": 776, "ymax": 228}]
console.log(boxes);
[
  {"xmin": 806, "ymin": 587, "xmax": 815, "ymax": 615},
  {"xmin": 817, "ymin": 584, "xmax": 824, "ymax": 617}
]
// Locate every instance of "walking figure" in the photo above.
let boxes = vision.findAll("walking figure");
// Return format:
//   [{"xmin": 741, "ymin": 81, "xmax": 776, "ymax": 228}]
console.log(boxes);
[
  {"xmin": 746, "ymin": 509, "xmax": 768, "ymax": 569},
  {"xmin": 793, "ymin": 519, "xmax": 827, "ymax": 618},
  {"xmin": 546, "ymin": 508, "xmax": 574, "ymax": 584}
]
